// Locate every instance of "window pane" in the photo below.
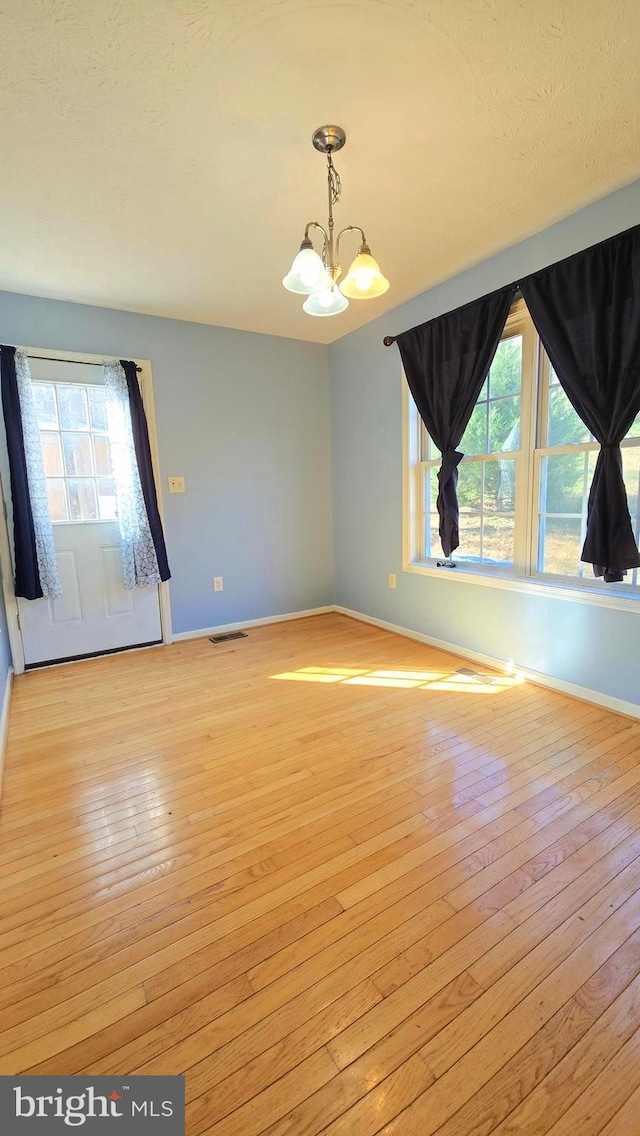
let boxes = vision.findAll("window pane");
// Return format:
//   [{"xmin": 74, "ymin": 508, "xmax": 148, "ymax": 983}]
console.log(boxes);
[
  {"xmin": 97, "ymin": 477, "xmax": 117, "ymax": 520},
  {"xmin": 40, "ymin": 431, "xmax": 63, "ymax": 476},
  {"xmin": 88, "ymin": 386, "xmax": 108, "ymax": 432},
  {"xmin": 548, "ymin": 384, "xmax": 589, "ymax": 446},
  {"xmin": 489, "ymin": 398, "xmax": 520, "ymax": 453},
  {"xmin": 484, "ymin": 458, "xmax": 516, "ymax": 512},
  {"xmin": 422, "ymin": 467, "xmax": 439, "ymax": 515},
  {"xmin": 68, "ymin": 478, "xmax": 98, "ymax": 520},
  {"xmin": 46, "ymin": 478, "xmax": 68, "ymax": 521},
  {"xmin": 483, "ymin": 516, "xmax": 514, "ymax": 565},
  {"xmin": 627, "ymin": 411, "xmax": 640, "ymax": 440},
  {"xmin": 93, "ymin": 434, "xmax": 112, "ymax": 475},
  {"xmin": 63, "ymin": 432, "xmax": 93, "ymax": 475},
  {"xmin": 623, "ymin": 447, "xmax": 640, "ymax": 522},
  {"xmin": 542, "ymin": 452, "xmax": 589, "ymax": 515},
  {"xmin": 489, "ymin": 335, "xmax": 522, "ymax": 397},
  {"xmin": 425, "ymin": 512, "xmax": 440, "ymax": 556},
  {"xmin": 457, "ymin": 462, "xmax": 482, "ymax": 511},
  {"xmin": 460, "ymin": 403, "xmax": 488, "ymax": 455},
  {"xmin": 34, "ymin": 383, "xmax": 58, "ymax": 428},
  {"xmin": 57, "ymin": 385, "xmax": 89, "ymax": 431},
  {"xmin": 458, "ymin": 513, "xmax": 482, "ymax": 560},
  {"xmin": 541, "ymin": 517, "xmax": 583, "ymax": 576}
]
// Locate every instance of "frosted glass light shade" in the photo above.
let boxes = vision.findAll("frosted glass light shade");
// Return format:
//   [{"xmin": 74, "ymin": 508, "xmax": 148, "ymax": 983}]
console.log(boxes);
[
  {"xmin": 282, "ymin": 244, "xmax": 331, "ymax": 294},
  {"xmin": 339, "ymin": 244, "xmax": 390, "ymax": 299},
  {"xmin": 302, "ymin": 285, "xmax": 349, "ymax": 317}
]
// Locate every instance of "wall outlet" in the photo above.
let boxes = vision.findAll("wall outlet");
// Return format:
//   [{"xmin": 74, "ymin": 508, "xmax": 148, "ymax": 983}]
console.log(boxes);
[
  {"xmin": 388, "ymin": 572, "xmax": 396, "ymax": 589},
  {"xmin": 214, "ymin": 577, "xmax": 224, "ymax": 592},
  {"xmin": 168, "ymin": 476, "xmax": 185, "ymax": 494}
]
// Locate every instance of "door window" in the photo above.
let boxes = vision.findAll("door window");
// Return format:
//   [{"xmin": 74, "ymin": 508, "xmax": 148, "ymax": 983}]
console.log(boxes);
[{"xmin": 33, "ymin": 382, "xmax": 117, "ymax": 521}]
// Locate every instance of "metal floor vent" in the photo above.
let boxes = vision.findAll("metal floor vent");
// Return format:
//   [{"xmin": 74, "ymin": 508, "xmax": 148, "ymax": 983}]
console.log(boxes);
[
  {"xmin": 456, "ymin": 666, "xmax": 501, "ymax": 684},
  {"xmin": 209, "ymin": 631, "xmax": 248, "ymax": 644}
]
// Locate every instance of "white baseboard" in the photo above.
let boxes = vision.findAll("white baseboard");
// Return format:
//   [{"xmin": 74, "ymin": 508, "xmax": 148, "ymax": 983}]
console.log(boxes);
[
  {"xmin": 0, "ymin": 665, "xmax": 14, "ymax": 808},
  {"xmin": 172, "ymin": 606, "xmax": 335, "ymax": 643},
  {"xmin": 334, "ymin": 605, "xmax": 640, "ymax": 721}
]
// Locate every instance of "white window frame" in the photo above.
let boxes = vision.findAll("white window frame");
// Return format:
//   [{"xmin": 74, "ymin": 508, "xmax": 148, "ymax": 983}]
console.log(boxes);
[{"xmin": 402, "ymin": 298, "xmax": 640, "ymax": 613}]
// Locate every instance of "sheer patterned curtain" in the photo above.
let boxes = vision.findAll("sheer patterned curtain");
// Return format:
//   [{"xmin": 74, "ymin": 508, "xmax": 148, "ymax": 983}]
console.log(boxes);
[
  {"xmin": 103, "ymin": 360, "xmax": 170, "ymax": 589},
  {"xmin": 0, "ymin": 345, "xmax": 61, "ymax": 599}
]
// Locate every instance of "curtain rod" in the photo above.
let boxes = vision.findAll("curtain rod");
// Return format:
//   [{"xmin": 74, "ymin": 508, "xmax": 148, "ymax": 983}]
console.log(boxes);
[
  {"xmin": 381, "ymin": 222, "xmax": 640, "ymax": 347},
  {"xmin": 28, "ymin": 354, "xmax": 142, "ymax": 373}
]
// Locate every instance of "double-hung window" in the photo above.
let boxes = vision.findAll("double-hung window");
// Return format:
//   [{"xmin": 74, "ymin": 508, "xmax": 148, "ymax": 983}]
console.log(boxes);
[{"xmin": 404, "ymin": 298, "xmax": 640, "ymax": 601}]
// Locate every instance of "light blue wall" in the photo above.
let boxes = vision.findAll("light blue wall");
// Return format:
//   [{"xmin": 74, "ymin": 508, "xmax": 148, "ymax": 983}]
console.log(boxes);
[
  {"xmin": 0, "ymin": 294, "xmax": 333, "ymax": 635},
  {"xmin": 329, "ymin": 179, "xmax": 640, "ymax": 708}
]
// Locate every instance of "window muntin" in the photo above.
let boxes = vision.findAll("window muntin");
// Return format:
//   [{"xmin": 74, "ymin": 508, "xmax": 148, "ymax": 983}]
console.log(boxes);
[
  {"xmin": 406, "ymin": 300, "xmax": 640, "ymax": 597},
  {"xmin": 33, "ymin": 381, "xmax": 117, "ymax": 522}
]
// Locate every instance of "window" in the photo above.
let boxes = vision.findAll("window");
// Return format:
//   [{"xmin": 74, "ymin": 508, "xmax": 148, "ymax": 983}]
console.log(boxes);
[
  {"xmin": 404, "ymin": 299, "xmax": 640, "ymax": 600},
  {"xmin": 33, "ymin": 381, "xmax": 117, "ymax": 522}
]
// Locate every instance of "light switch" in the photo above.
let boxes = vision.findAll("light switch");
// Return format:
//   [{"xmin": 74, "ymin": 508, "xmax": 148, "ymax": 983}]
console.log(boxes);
[{"xmin": 168, "ymin": 476, "xmax": 185, "ymax": 494}]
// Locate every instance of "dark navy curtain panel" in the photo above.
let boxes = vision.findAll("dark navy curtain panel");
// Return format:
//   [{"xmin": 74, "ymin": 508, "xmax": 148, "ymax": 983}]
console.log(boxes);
[
  {"xmin": 520, "ymin": 226, "xmax": 640, "ymax": 582},
  {"xmin": 396, "ymin": 285, "xmax": 517, "ymax": 558},
  {"xmin": 0, "ymin": 344, "xmax": 42, "ymax": 599},
  {"xmin": 120, "ymin": 360, "xmax": 171, "ymax": 582}
]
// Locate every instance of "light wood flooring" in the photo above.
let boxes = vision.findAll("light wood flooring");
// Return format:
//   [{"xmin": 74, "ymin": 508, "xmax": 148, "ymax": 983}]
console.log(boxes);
[{"xmin": 1, "ymin": 612, "xmax": 640, "ymax": 1134}]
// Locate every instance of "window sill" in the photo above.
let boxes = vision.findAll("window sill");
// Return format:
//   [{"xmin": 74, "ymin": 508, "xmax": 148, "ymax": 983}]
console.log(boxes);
[{"xmin": 404, "ymin": 559, "xmax": 640, "ymax": 614}]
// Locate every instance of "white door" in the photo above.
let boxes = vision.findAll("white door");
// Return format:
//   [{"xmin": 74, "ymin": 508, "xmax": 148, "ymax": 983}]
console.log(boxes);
[{"xmin": 14, "ymin": 358, "xmax": 162, "ymax": 666}]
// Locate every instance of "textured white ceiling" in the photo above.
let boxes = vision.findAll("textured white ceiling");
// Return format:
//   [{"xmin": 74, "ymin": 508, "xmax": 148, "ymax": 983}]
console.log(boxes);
[{"xmin": 1, "ymin": 0, "xmax": 639, "ymax": 344}]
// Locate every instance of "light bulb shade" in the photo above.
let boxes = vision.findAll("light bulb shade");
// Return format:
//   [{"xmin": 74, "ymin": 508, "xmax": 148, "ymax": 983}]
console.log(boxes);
[
  {"xmin": 282, "ymin": 244, "xmax": 331, "ymax": 294},
  {"xmin": 339, "ymin": 245, "xmax": 390, "ymax": 299},
  {"xmin": 302, "ymin": 284, "xmax": 349, "ymax": 317}
]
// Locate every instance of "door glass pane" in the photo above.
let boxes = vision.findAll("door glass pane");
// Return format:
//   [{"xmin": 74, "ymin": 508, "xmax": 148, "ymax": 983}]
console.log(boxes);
[
  {"xmin": 88, "ymin": 386, "xmax": 108, "ymax": 432},
  {"xmin": 97, "ymin": 477, "xmax": 117, "ymax": 520},
  {"xmin": 34, "ymin": 383, "xmax": 58, "ymax": 428},
  {"xmin": 40, "ymin": 431, "xmax": 64, "ymax": 476},
  {"xmin": 68, "ymin": 478, "xmax": 98, "ymax": 520},
  {"xmin": 57, "ymin": 385, "xmax": 89, "ymax": 431},
  {"xmin": 63, "ymin": 432, "xmax": 93, "ymax": 476},
  {"xmin": 93, "ymin": 434, "xmax": 112, "ymax": 475},
  {"xmin": 46, "ymin": 479, "xmax": 68, "ymax": 521}
]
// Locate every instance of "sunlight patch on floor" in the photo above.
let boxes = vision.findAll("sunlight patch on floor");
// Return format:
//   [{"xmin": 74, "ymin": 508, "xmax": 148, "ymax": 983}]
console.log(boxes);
[{"xmin": 270, "ymin": 664, "xmax": 525, "ymax": 694}]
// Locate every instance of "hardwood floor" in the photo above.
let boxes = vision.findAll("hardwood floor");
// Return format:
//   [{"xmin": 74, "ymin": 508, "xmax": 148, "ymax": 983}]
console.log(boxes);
[{"xmin": 1, "ymin": 612, "xmax": 640, "ymax": 1134}]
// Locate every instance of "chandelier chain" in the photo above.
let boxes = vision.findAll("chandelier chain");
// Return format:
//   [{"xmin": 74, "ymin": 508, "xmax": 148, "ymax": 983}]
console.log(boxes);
[{"xmin": 327, "ymin": 153, "xmax": 342, "ymax": 206}]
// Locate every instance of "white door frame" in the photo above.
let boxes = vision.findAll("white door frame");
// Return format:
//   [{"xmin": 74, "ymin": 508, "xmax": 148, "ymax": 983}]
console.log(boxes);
[{"xmin": 0, "ymin": 347, "xmax": 173, "ymax": 674}]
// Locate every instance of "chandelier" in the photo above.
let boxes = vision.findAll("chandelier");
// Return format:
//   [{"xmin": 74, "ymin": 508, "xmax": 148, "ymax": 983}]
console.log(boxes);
[{"xmin": 282, "ymin": 126, "xmax": 390, "ymax": 317}]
